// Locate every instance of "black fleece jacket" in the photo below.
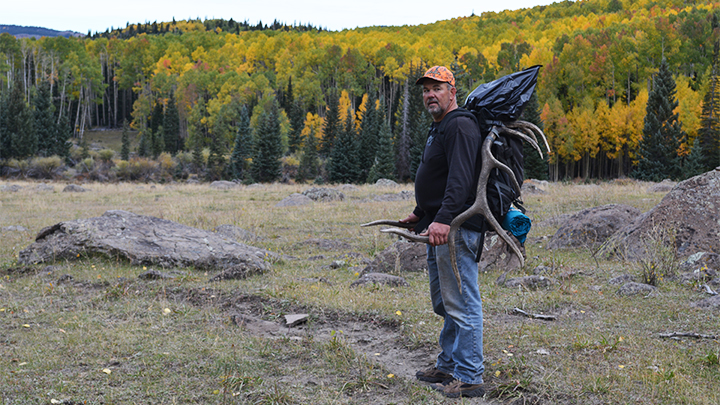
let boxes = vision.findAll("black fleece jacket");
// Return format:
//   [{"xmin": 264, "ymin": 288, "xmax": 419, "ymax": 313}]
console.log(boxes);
[{"xmin": 413, "ymin": 108, "xmax": 482, "ymax": 230}]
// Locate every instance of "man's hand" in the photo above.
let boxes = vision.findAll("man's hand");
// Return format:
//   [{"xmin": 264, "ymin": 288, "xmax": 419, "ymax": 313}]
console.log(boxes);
[
  {"xmin": 420, "ymin": 222, "xmax": 450, "ymax": 246},
  {"xmin": 399, "ymin": 213, "xmax": 420, "ymax": 231}
]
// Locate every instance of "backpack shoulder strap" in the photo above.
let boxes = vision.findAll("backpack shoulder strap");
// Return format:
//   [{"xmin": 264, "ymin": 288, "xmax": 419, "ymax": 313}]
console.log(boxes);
[{"xmin": 436, "ymin": 107, "xmax": 478, "ymax": 138}]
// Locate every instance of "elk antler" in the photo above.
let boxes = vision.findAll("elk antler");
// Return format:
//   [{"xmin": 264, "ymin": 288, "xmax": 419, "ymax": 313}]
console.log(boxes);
[
  {"xmin": 363, "ymin": 120, "xmax": 550, "ymax": 294},
  {"xmin": 446, "ymin": 122, "xmax": 550, "ymax": 293}
]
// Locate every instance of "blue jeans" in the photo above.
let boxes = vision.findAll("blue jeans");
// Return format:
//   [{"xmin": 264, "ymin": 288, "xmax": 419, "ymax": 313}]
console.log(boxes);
[{"xmin": 426, "ymin": 227, "xmax": 484, "ymax": 384}]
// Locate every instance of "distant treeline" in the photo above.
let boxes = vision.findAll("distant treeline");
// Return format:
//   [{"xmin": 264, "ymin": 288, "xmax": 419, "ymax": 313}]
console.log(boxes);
[{"xmin": 1, "ymin": 0, "xmax": 720, "ymax": 183}]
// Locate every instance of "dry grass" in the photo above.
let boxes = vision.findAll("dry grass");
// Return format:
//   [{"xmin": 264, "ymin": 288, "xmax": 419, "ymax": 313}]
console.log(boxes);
[{"xmin": 1, "ymin": 179, "xmax": 718, "ymax": 404}]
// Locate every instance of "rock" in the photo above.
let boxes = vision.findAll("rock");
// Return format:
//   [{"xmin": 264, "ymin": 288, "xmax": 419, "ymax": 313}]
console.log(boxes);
[
  {"xmin": 209, "ymin": 180, "xmax": 239, "ymax": 190},
  {"xmin": 504, "ymin": 275, "xmax": 556, "ymax": 289},
  {"xmin": 350, "ymin": 272, "xmax": 409, "ymax": 288},
  {"xmin": 213, "ymin": 225, "xmax": 262, "ymax": 242},
  {"xmin": 17, "ymin": 210, "xmax": 272, "ymax": 276},
  {"xmin": 680, "ymin": 252, "xmax": 720, "ymax": 272},
  {"xmin": 284, "ymin": 314, "xmax": 309, "ymax": 327},
  {"xmin": 608, "ymin": 274, "xmax": 635, "ymax": 285},
  {"xmin": 679, "ymin": 268, "xmax": 717, "ymax": 284},
  {"xmin": 138, "ymin": 269, "xmax": 176, "ymax": 280},
  {"xmin": 275, "ymin": 193, "xmax": 313, "ymax": 207},
  {"xmin": 1, "ymin": 184, "xmax": 22, "ymax": 192},
  {"xmin": 602, "ymin": 170, "xmax": 720, "ymax": 260},
  {"xmin": 2, "ymin": 225, "xmax": 28, "ymax": 232},
  {"xmin": 372, "ymin": 190, "xmax": 414, "ymax": 202},
  {"xmin": 375, "ymin": 178, "xmax": 399, "ymax": 187},
  {"xmin": 63, "ymin": 184, "xmax": 89, "ymax": 192},
  {"xmin": 360, "ymin": 240, "xmax": 427, "ymax": 275},
  {"xmin": 35, "ymin": 183, "xmax": 54, "ymax": 192},
  {"xmin": 296, "ymin": 238, "xmax": 351, "ymax": 251},
  {"xmin": 648, "ymin": 179, "xmax": 677, "ymax": 193},
  {"xmin": 691, "ymin": 295, "xmax": 720, "ymax": 309},
  {"xmin": 479, "ymin": 231, "xmax": 525, "ymax": 272},
  {"xmin": 522, "ymin": 179, "xmax": 549, "ymax": 195},
  {"xmin": 548, "ymin": 204, "xmax": 641, "ymax": 250},
  {"xmin": 209, "ymin": 263, "xmax": 265, "ymax": 281},
  {"xmin": 337, "ymin": 184, "xmax": 359, "ymax": 191},
  {"xmin": 302, "ymin": 187, "xmax": 344, "ymax": 202},
  {"xmin": 617, "ymin": 282, "xmax": 657, "ymax": 296}
]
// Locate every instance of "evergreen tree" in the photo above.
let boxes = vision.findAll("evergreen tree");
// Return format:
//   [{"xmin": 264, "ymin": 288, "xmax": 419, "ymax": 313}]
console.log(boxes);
[
  {"xmin": 33, "ymin": 82, "xmax": 57, "ymax": 157},
  {"xmin": 0, "ymin": 91, "xmax": 7, "ymax": 159},
  {"xmin": 121, "ymin": 119, "xmax": 131, "ymax": 160},
  {"xmin": 251, "ymin": 98, "xmax": 283, "ymax": 183},
  {"xmin": 520, "ymin": 90, "xmax": 549, "ymax": 180},
  {"xmin": 206, "ymin": 133, "xmax": 226, "ymax": 181},
  {"xmin": 698, "ymin": 42, "xmax": 720, "ymax": 171},
  {"xmin": 163, "ymin": 93, "xmax": 181, "ymax": 154},
  {"xmin": 287, "ymin": 100, "xmax": 305, "ymax": 154},
  {"xmin": 229, "ymin": 105, "xmax": 252, "ymax": 180},
  {"xmin": 328, "ymin": 110, "xmax": 360, "ymax": 183},
  {"xmin": 366, "ymin": 113, "xmax": 396, "ymax": 183},
  {"xmin": 634, "ymin": 58, "xmax": 687, "ymax": 181},
  {"xmin": 191, "ymin": 137, "xmax": 205, "ymax": 174},
  {"xmin": 297, "ymin": 125, "xmax": 319, "ymax": 182},
  {"xmin": 6, "ymin": 80, "xmax": 36, "ymax": 158},
  {"xmin": 150, "ymin": 100, "xmax": 163, "ymax": 136},
  {"xmin": 151, "ymin": 126, "xmax": 164, "ymax": 158},
  {"xmin": 321, "ymin": 90, "xmax": 340, "ymax": 156},
  {"xmin": 137, "ymin": 131, "xmax": 150, "ymax": 157},
  {"xmin": 683, "ymin": 137, "xmax": 706, "ymax": 178},
  {"xmin": 357, "ymin": 92, "xmax": 380, "ymax": 182},
  {"xmin": 54, "ymin": 114, "xmax": 72, "ymax": 159}
]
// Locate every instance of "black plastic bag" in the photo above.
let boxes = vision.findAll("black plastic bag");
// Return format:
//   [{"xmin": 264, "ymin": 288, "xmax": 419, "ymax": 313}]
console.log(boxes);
[{"xmin": 463, "ymin": 65, "xmax": 541, "ymax": 125}]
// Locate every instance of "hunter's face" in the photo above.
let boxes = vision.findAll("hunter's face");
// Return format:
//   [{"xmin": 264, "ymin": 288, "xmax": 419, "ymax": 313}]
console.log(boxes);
[{"xmin": 422, "ymin": 80, "xmax": 456, "ymax": 121}]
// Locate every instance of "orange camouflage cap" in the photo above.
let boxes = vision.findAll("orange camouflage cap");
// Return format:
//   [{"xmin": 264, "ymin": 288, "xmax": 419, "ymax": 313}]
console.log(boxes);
[{"xmin": 415, "ymin": 66, "xmax": 455, "ymax": 87}]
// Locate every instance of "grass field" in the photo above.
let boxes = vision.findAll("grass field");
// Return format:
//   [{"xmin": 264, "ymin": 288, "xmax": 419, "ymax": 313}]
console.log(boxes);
[{"xmin": 1, "ymin": 180, "xmax": 718, "ymax": 404}]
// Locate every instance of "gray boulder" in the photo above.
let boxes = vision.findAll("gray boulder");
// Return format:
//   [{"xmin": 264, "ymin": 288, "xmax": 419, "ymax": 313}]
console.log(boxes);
[
  {"xmin": 375, "ymin": 178, "xmax": 399, "ymax": 187},
  {"xmin": 648, "ymin": 179, "xmax": 677, "ymax": 193},
  {"xmin": 350, "ymin": 272, "xmax": 409, "ymax": 288},
  {"xmin": 680, "ymin": 252, "xmax": 720, "ymax": 272},
  {"xmin": 17, "ymin": 210, "xmax": 272, "ymax": 276},
  {"xmin": 1, "ymin": 184, "xmax": 22, "ymax": 192},
  {"xmin": 302, "ymin": 187, "xmax": 344, "ymax": 202},
  {"xmin": 275, "ymin": 193, "xmax": 313, "ymax": 207},
  {"xmin": 209, "ymin": 180, "xmax": 239, "ymax": 190},
  {"xmin": 479, "ymin": 231, "xmax": 525, "ymax": 272},
  {"xmin": 63, "ymin": 184, "xmax": 89, "ymax": 192},
  {"xmin": 617, "ymin": 282, "xmax": 657, "ymax": 296},
  {"xmin": 360, "ymin": 240, "xmax": 427, "ymax": 275},
  {"xmin": 602, "ymin": 169, "xmax": 720, "ymax": 260},
  {"xmin": 548, "ymin": 204, "xmax": 641, "ymax": 250}
]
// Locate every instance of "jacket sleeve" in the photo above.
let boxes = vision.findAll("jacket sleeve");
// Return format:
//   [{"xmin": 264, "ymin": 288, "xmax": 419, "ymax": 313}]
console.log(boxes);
[{"xmin": 433, "ymin": 117, "xmax": 480, "ymax": 225}]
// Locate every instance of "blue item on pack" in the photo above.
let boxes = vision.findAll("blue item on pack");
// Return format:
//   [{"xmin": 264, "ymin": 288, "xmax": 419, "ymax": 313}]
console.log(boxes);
[{"xmin": 501, "ymin": 207, "xmax": 531, "ymax": 244}]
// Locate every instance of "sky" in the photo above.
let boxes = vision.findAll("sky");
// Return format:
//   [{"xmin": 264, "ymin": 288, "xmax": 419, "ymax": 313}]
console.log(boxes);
[{"xmin": 4, "ymin": 0, "xmax": 558, "ymax": 34}]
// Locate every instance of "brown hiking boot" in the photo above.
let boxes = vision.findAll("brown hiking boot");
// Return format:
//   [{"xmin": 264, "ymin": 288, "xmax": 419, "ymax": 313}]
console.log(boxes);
[
  {"xmin": 415, "ymin": 366, "xmax": 452, "ymax": 383},
  {"xmin": 434, "ymin": 379, "xmax": 485, "ymax": 398}
]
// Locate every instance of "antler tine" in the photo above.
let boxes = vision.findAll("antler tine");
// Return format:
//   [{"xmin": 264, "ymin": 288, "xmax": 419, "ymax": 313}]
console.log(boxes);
[
  {"xmin": 499, "ymin": 126, "xmax": 544, "ymax": 159},
  {"xmin": 361, "ymin": 220, "xmax": 418, "ymax": 229},
  {"xmin": 447, "ymin": 126, "xmax": 526, "ymax": 294},
  {"xmin": 507, "ymin": 121, "xmax": 551, "ymax": 155},
  {"xmin": 379, "ymin": 228, "xmax": 430, "ymax": 244}
]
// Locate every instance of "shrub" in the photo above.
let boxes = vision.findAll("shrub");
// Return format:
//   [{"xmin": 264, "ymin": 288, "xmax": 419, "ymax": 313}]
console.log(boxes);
[
  {"xmin": 115, "ymin": 157, "xmax": 160, "ymax": 181},
  {"xmin": 98, "ymin": 149, "xmax": 115, "ymax": 163},
  {"xmin": 27, "ymin": 156, "xmax": 64, "ymax": 179}
]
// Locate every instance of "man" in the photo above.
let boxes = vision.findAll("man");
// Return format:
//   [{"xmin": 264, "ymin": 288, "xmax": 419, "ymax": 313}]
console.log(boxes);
[{"xmin": 400, "ymin": 66, "xmax": 485, "ymax": 398}]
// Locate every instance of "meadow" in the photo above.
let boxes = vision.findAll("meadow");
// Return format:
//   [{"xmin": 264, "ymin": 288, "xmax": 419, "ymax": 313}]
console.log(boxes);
[{"xmin": 1, "ymin": 180, "xmax": 718, "ymax": 404}]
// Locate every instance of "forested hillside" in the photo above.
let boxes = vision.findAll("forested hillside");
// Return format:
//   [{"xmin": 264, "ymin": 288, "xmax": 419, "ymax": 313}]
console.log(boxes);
[{"xmin": 1, "ymin": 0, "xmax": 719, "ymax": 182}]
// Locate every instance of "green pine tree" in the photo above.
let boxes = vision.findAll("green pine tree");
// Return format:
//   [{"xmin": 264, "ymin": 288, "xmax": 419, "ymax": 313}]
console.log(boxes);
[
  {"xmin": 152, "ymin": 126, "xmax": 164, "ymax": 158},
  {"xmin": 287, "ymin": 100, "xmax": 305, "ymax": 154},
  {"xmin": 191, "ymin": 137, "xmax": 205, "ymax": 174},
  {"xmin": 251, "ymin": 98, "xmax": 283, "ymax": 183},
  {"xmin": 137, "ymin": 131, "xmax": 150, "ymax": 158},
  {"xmin": 683, "ymin": 137, "xmax": 706, "ymax": 178},
  {"xmin": 698, "ymin": 42, "xmax": 720, "ymax": 171},
  {"xmin": 328, "ymin": 110, "xmax": 360, "ymax": 183},
  {"xmin": 121, "ymin": 119, "xmax": 131, "ymax": 161},
  {"xmin": 297, "ymin": 125, "xmax": 319, "ymax": 182},
  {"xmin": 163, "ymin": 93, "xmax": 182, "ymax": 154},
  {"xmin": 6, "ymin": 79, "xmax": 36, "ymax": 158},
  {"xmin": 206, "ymin": 133, "xmax": 226, "ymax": 181},
  {"xmin": 229, "ymin": 105, "xmax": 252, "ymax": 180},
  {"xmin": 0, "ymin": 91, "xmax": 7, "ymax": 159},
  {"xmin": 520, "ymin": 90, "xmax": 549, "ymax": 180},
  {"xmin": 33, "ymin": 82, "xmax": 56, "ymax": 157},
  {"xmin": 150, "ymin": 100, "xmax": 163, "ymax": 137},
  {"xmin": 321, "ymin": 90, "xmax": 340, "ymax": 157},
  {"xmin": 357, "ymin": 92, "xmax": 380, "ymax": 182},
  {"xmin": 634, "ymin": 58, "xmax": 687, "ymax": 181},
  {"xmin": 366, "ymin": 107, "xmax": 395, "ymax": 183}
]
